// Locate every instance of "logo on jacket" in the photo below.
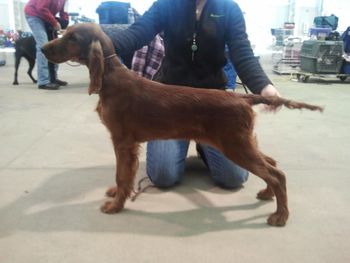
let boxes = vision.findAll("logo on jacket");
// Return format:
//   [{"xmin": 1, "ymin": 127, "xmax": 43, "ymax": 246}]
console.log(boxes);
[{"xmin": 210, "ymin": 14, "xmax": 225, "ymax": 18}]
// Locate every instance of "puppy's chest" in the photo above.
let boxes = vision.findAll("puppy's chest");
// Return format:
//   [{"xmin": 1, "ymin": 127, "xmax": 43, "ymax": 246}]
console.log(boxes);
[{"xmin": 96, "ymin": 98, "xmax": 126, "ymax": 125}]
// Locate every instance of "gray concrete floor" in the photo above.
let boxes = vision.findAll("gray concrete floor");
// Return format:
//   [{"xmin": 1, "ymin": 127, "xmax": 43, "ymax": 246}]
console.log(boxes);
[{"xmin": 0, "ymin": 52, "xmax": 350, "ymax": 263}]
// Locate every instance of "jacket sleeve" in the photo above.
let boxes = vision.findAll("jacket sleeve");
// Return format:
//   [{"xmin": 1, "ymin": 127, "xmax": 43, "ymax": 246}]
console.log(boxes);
[
  {"xmin": 36, "ymin": 0, "xmax": 58, "ymax": 27},
  {"xmin": 109, "ymin": 1, "xmax": 163, "ymax": 57},
  {"xmin": 225, "ymin": 2, "xmax": 272, "ymax": 94}
]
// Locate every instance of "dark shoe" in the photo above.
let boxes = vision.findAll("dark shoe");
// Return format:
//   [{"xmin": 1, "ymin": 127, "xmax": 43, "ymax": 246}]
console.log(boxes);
[
  {"xmin": 38, "ymin": 83, "xmax": 60, "ymax": 90},
  {"xmin": 53, "ymin": 79, "xmax": 68, "ymax": 86}
]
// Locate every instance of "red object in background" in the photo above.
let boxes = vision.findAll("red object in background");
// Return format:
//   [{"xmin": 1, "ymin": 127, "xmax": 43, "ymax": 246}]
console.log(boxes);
[{"xmin": 284, "ymin": 22, "xmax": 295, "ymax": 29}]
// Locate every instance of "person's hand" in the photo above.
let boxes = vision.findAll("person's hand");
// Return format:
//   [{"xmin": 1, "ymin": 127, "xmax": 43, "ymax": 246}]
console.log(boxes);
[
  {"xmin": 53, "ymin": 22, "xmax": 62, "ymax": 31},
  {"xmin": 260, "ymin": 84, "xmax": 281, "ymax": 113}
]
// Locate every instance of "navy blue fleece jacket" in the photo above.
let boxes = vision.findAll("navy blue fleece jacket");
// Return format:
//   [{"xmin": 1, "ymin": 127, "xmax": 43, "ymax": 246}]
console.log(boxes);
[{"xmin": 104, "ymin": 0, "xmax": 272, "ymax": 93}]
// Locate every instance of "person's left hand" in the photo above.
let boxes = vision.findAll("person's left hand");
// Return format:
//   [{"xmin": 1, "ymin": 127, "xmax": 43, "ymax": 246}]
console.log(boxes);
[
  {"xmin": 260, "ymin": 84, "xmax": 281, "ymax": 113},
  {"xmin": 54, "ymin": 22, "xmax": 62, "ymax": 31}
]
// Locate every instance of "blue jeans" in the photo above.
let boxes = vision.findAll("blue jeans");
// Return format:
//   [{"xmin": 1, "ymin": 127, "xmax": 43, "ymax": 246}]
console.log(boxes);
[
  {"xmin": 146, "ymin": 140, "xmax": 248, "ymax": 189},
  {"xmin": 26, "ymin": 15, "xmax": 56, "ymax": 86},
  {"xmin": 224, "ymin": 60, "xmax": 237, "ymax": 90}
]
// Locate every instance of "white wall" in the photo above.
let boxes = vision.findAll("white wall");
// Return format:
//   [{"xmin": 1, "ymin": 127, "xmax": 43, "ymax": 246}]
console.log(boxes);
[
  {"xmin": 0, "ymin": 0, "xmax": 155, "ymax": 31},
  {"xmin": 235, "ymin": 0, "xmax": 290, "ymax": 53},
  {"xmin": 0, "ymin": 0, "xmax": 10, "ymax": 31},
  {"xmin": 294, "ymin": 0, "xmax": 319, "ymax": 36},
  {"xmin": 323, "ymin": 0, "xmax": 350, "ymax": 32},
  {"xmin": 68, "ymin": 0, "xmax": 155, "ymax": 21},
  {"xmin": 1, "ymin": 0, "xmax": 349, "ymax": 42},
  {"xmin": 0, "ymin": 0, "xmax": 28, "ymax": 31}
]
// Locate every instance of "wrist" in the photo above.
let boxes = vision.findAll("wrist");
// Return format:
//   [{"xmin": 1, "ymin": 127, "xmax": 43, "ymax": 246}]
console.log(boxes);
[
  {"xmin": 261, "ymin": 84, "xmax": 280, "ymax": 97},
  {"xmin": 54, "ymin": 22, "xmax": 61, "ymax": 30}
]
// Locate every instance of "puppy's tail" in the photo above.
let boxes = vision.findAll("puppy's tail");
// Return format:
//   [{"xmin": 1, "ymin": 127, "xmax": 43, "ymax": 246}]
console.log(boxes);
[{"xmin": 238, "ymin": 94, "xmax": 324, "ymax": 112}]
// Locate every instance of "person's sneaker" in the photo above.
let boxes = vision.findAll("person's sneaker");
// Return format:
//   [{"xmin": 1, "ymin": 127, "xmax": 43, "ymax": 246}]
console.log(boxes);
[
  {"xmin": 38, "ymin": 83, "xmax": 60, "ymax": 90},
  {"xmin": 53, "ymin": 79, "xmax": 68, "ymax": 86}
]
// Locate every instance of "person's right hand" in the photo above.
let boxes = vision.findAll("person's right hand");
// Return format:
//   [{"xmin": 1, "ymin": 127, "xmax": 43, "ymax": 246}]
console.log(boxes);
[
  {"xmin": 54, "ymin": 22, "xmax": 62, "ymax": 31},
  {"xmin": 260, "ymin": 84, "xmax": 282, "ymax": 113}
]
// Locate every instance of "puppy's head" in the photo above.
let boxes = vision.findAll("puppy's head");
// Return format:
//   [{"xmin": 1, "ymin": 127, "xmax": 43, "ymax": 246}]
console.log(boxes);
[
  {"xmin": 42, "ymin": 23, "xmax": 105, "ymax": 64},
  {"xmin": 42, "ymin": 23, "xmax": 114, "ymax": 95}
]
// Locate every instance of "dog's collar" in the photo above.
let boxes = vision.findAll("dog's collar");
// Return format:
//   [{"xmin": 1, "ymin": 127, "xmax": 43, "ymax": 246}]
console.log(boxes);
[
  {"xmin": 104, "ymin": 54, "xmax": 117, "ymax": 60},
  {"xmin": 74, "ymin": 54, "xmax": 116, "ymax": 64}
]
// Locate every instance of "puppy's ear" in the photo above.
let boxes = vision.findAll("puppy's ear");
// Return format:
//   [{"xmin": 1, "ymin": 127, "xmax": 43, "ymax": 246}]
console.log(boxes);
[{"xmin": 88, "ymin": 40, "xmax": 104, "ymax": 95}]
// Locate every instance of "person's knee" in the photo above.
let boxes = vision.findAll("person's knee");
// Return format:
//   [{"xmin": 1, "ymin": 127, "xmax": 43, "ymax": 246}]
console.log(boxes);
[
  {"xmin": 147, "ymin": 165, "xmax": 183, "ymax": 188},
  {"xmin": 197, "ymin": 144, "xmax": 249, "ymax": 189},
  {"xmin": 212, "ymin": 170, "xmax": 249, "ymax": 189},
  {"xmin": 146, "ymin": 140, "xmax": 188, "ymax": 188}
]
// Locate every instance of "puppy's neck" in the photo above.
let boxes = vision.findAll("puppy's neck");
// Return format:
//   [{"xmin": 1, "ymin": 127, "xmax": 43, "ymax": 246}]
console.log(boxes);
[{"xmin": 103, "ymin": 53, "xmax": 125, "ymax": 69}]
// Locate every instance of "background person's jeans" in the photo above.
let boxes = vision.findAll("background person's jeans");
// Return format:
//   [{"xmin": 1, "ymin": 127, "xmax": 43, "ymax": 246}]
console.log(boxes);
[
  {"xmin": 25, "ymin": 15, "xmax": 51, "ymax": 86},
  {"xmin": 146, "ymin": 139, "xmax": 248, "ymax": 188},
  {"xmin": 224, "ymin": 60, "xmax": 237, "ymax": 90}
]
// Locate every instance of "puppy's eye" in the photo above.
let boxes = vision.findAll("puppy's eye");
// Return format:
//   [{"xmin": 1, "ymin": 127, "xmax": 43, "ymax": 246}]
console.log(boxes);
[{"xmin": 68, "ymin": 34, "xmax": 78, "ymax": 42}]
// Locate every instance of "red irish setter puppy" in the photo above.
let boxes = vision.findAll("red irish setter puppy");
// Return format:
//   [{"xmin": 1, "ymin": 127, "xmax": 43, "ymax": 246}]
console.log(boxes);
[{"xmin": 42, "ymin": 23, "xmax": 323, "ymax": 226}]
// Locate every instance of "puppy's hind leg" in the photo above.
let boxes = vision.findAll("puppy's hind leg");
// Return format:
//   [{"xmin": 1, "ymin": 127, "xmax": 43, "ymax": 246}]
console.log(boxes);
[
  {"xmin": 101, "ymin": 143, "xmax": 140, "ymax": 214},
  {"xmin": 222, "ymin": 139, "xmax": 289, "ymax": 226},
  {"xmin": 257, "ymin": 152, "xmax": 277, "ymax": 200},
  {"xmin": 263, "ymin": 163, "xmax": 288, "ymax": 226}
]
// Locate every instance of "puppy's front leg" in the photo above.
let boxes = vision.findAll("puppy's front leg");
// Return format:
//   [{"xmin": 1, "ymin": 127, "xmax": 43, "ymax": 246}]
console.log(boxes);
[{"xmin": 101, "ymin": 144, "xmax": 139, "ymax": 213}]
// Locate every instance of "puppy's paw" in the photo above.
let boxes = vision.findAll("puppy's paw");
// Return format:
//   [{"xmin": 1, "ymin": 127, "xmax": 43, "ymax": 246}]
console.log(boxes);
[
  {"xmin": 100, "ymin": 201, "xmax": 123, "ymax": 214},
  {"xmin": 267, "ymin": 211, "xmax": 289, "ymax": 226},
  {"xmin": 105, "ymin": 186, "xmax": 118, "ymax": 197},
  {"xmin": 257, "ymin": 188, "xmax": 274, "ymax": 200}
]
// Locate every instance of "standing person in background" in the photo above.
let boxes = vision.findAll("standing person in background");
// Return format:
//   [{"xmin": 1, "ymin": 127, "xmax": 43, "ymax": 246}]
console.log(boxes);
[
  {"xmin": 103, "ymin": 0, "xmax": 281, "ymax": 189},
  {"xmin": 25, "ymin": 0, "xmax": 69, "ymax": 90}
]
